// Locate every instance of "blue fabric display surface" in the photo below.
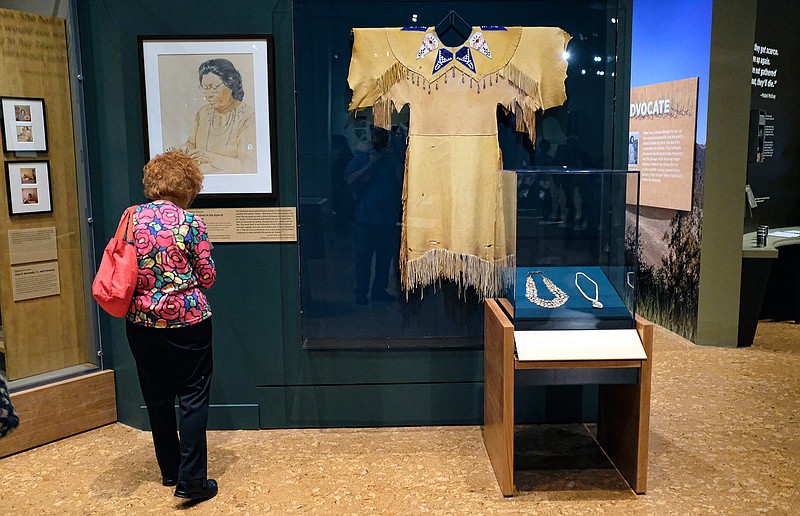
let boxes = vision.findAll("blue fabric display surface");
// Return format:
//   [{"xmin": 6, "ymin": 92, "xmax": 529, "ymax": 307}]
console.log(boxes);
[{"xmin": 513, "ymin": 266, "xmax": 632, "ymax": 321}]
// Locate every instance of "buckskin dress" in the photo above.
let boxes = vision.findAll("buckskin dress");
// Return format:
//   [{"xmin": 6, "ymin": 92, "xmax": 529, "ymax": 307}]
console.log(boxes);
[{"xmin": 348, "ymin": 25, "xmax": 570, "ymax": 299}]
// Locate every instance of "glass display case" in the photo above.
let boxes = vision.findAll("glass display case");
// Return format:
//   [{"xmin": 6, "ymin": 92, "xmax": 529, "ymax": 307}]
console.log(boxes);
[
  {"xmin": 293, "ymin": 0, "xmax": 632, "ymax": 349},
  {"xmin": 502, "ymin": 169, "xmax": 639, "ymax": 330}
]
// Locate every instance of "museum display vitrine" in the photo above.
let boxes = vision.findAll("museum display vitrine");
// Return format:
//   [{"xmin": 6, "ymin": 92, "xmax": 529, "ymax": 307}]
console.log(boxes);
[
  {"xmin": 0, "ymin": 8, "xmax": 97, "ymax": 384},
  {"xmin": 293, "ymin": 0, "xmax": 631, "ymax": 349},
  {"xmin": 502, "ymin": 169, "xmax": 639, "ymax": 330}
]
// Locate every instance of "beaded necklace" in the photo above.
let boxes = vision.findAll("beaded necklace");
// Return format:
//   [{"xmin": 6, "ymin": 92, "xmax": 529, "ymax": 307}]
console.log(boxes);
[{"xmin": 525, "ymin": 271, "xmax": 569, "ymax": 308}]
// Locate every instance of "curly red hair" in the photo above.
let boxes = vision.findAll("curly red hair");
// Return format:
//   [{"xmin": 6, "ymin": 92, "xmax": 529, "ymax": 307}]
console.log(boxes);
[{"xmin": 142, "ymin": 152, "xmax": 204, "ymax": 203}]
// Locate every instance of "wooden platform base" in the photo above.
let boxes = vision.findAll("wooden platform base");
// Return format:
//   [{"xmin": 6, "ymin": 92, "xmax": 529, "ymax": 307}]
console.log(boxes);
[
  {"xmin": 0, "ymin": 369, "xmax": 117, "ymax": 458},
  {"xmin": 483, "ymin": 299, "xmax": 653, "ymax": 496}
]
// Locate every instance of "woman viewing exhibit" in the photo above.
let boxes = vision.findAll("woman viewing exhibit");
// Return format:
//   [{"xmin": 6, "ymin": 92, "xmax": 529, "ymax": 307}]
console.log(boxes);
[
  {"xmin": 125, "ymin": 152, "xmax": 218, "ymax": 501},
  {"xmin": 176, "ymin": 58, "xmax": 256, "ymax": 175}
]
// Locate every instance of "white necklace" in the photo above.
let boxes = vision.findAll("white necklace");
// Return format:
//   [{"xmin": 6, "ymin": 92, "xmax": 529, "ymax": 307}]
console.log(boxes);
[
  {"xmin": 525, "ymin": 271, "xmax": 569, "ymax": 308},
  {"xmin": 575, "ymin": 272, "xmax": 603, "ymax": 309}
]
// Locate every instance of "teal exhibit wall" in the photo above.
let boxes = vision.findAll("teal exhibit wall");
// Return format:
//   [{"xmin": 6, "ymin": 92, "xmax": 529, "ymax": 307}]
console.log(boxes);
[
  {"xmin": 77, "ymin": 0, "xmax": 301, "ymax": 429},
  {"xmin": 77, "ymin": 0, "xmax": 632, "ymax": 429}
]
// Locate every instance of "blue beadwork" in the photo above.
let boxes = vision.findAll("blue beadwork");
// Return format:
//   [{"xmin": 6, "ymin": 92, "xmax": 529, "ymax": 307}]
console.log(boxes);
[
  {"xmin": 455, "ymin": 47, "xmax": 476, "ymax": 73},
  {"xmin": 432, "ymin": 48, "xmax": 454, "ymax": 74}
]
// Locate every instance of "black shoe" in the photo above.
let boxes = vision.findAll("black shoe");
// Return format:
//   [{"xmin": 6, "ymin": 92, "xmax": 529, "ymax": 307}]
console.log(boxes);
[
  {"xmin": 355, "ymin": 293, "xmax": 369, "ymax": 305},
  {"xmin": 162, "ymin": 477, "xmax": 177, "ymax": 487},
  {"xmin": 174, "ymin": 479, "xmax": 218, "ymax": 500},
  {"xmin": 371, "ymin": 290, "xmax": 396, "ymax": 302}
]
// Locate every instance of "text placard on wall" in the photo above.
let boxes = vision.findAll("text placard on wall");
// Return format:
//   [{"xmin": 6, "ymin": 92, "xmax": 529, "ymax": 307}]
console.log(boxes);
[
  {"xmin": 628, "ymin": 77, "xmax": 699, "ymax": 211},
  {"xmin": 11, "ymin": 261, "xmax": 60, "ymax": 301},
  {"xmin": 192, "ymin": 207, "xmax": 297, "ymax": 243}
]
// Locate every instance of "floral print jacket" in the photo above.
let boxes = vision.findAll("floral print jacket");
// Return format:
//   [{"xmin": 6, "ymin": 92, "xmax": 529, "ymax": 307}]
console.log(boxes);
[{"xmin": 126, "ymin": 201, "xmax": 215, "ymax": 328}]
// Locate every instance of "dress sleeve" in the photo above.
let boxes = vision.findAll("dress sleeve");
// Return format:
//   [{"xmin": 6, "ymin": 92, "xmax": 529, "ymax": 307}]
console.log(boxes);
[
  {"xmin": 508, "ymin": 27, "xmax": 571, "ymax": 109},
  {"xmin": 348, "ymin": 28, "xmax": 403, "ymax": 127},
  {"xmin": 503, "ymin": 27, "xmax": 571, "ymax": 142},
  {"xmin": 187, "ymin": 213, "xmax": 216, "ymax": 289}
]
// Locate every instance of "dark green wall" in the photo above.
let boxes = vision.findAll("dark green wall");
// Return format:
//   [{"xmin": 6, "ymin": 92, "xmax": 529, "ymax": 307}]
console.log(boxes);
[
  {"xmin": 78, "ymin": 0, "xmax": 302, "ymax": 429},
  {"xmin": 77, "ymin": 0, "xmax": 632, "ymax": 429}
]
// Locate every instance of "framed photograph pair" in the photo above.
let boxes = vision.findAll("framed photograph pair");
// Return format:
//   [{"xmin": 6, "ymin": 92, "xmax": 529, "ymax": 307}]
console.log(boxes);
[
  {"xmin": 1, "ymin": 97, "xmax": 48, "ymax": 153},
  {"xmin": 4, "ymin": 161, "xmax": 52, "ymax": 215},
  {"xmin": 139, "ymin": 35, "xmax": 278, "ymax": 198}
]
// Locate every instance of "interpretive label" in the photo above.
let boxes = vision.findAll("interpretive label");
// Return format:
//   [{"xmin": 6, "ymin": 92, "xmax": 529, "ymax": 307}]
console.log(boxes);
[
  {"xmin": 0, "ymin": 10, "xmax": 68, "ymax": 79},
  {"xmin": 762, "ymin": 113, "xmax": 775, "ymax": 159},
  {"xmin": 8, "ymin": 226, "xmax": 58, "ymax": 265},
  {"xmin": 628, "ymin": 77, "xmax": 698, "ymax": 211},
  {"xmin": 751, "ymin": 43, "xmax": 779, "ymax": 100},
  {"xmin": 11, "ymin": 261, "xmax": 61, "ymax": 301},
  {"xmin": 193, "ymin": 207, "xmax": 297, "ymax": 242}
]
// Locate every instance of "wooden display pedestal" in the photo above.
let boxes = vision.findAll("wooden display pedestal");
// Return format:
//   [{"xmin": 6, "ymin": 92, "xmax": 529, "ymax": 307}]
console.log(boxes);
[
  {"xmin": 483, "ymin": 299, "xmax": 653, "ymax": 496},
  {"xmin": 0, "ymin": 370, "xmax": 117, "ymax": 458}
]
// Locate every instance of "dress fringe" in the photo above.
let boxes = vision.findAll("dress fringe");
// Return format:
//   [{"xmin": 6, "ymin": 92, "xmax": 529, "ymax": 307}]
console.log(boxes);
[
  {"xmin": 377, "ymin": 61, "xmax": 406, "ymax": 97},
  {"xmin": 500, "ymin": 63, "xmax": 541, "ymax": 143},
  {"xmin": 402, "ymin": 249, "xmax": 516, "ymax": 300},
  {"xmin": 372, "ymin": 62, "xmax": 406, "ymax": 128},
  {"xmin": 399, "ymin": 146, "xmax": 410, "ymax": 279},
  {"xmin": 373, "ymin": 97, "xmax": 392, "ymax": 129}
]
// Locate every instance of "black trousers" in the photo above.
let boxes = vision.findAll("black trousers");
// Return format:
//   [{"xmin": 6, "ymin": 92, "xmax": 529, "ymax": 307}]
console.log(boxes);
[{"xmin": 126, "ymin": 318, "xmax": 213, "ymax": 481}]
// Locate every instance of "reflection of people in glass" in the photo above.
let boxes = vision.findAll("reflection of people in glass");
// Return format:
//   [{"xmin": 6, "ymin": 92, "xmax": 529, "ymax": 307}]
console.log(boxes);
[
  {"xmin": 517, "ymin": 174, "xmax": 538, "ymax": 210},
  {"xmin": 330, "ymin": 134, "xmax": 354, "ymax": 234},
  {"xmin": 174, "ymin": 59, "xmax": 256, "ymax": 175},
  {"xmin": 345, "ymin": 126, "xmax": 403, "ymax": 305}
]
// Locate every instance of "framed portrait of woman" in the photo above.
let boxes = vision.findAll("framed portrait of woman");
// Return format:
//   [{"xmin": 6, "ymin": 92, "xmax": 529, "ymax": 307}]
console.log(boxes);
[
  {"xmin": 1, "ymin": 97, "xmax": 48, "ymax": 153},
  {"xmin": 139, "ymin": 36, "xmax": 277, "ymax": 197}
]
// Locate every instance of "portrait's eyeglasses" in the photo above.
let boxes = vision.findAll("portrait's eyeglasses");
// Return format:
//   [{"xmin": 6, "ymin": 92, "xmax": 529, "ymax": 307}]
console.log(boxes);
[{"xmin": 199, "ymin": 82, "xmax": 225, "ymax": 94}]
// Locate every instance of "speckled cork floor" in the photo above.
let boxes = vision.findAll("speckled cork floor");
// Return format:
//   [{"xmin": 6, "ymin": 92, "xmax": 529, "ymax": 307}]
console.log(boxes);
[{"xmin": 1, "ymin": 322, "xmax": 798, "ymax": 515}]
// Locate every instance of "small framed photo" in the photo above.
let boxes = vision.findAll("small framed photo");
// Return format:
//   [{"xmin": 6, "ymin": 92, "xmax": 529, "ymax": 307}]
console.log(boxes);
[
  {"xmin": 139, "ymin": 35, "xmax": 277, "ymax": 197},
  {"xmin": 5, "ymin": 161, "xmax": 52, "ymax": 215},
  {"xmin": 1, "ymin": 97, "xmax": 48, "ymax": 152}
]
